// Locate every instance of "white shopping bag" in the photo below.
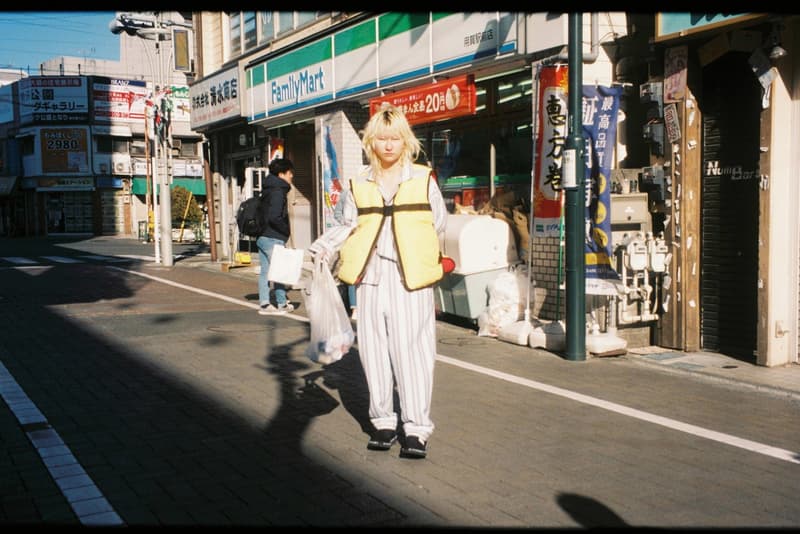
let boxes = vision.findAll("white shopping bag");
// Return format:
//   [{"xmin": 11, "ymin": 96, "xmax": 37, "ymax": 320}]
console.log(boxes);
[
  {"xmin": 303, "ymin": 257, "xmax": 355, "ymax": 365},
  {"xmin": 267, "ymin": 244, "xmax": 304, "ymax": 286}
]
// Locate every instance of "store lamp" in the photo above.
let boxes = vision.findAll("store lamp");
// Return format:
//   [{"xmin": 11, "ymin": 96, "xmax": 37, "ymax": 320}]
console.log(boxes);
[
  {"xmin": 769, "ymin": 43, "xmax": 787, "ymax": 60},
  {"xmin": 767, "ymin": 22, "xmax": 788, "ymax": 60}
]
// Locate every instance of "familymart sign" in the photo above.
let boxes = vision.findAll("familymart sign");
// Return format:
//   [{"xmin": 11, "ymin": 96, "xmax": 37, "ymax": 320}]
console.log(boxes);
[{"xmin": 245, "ymin": 12, "xmax": 518, "ymax": 123}]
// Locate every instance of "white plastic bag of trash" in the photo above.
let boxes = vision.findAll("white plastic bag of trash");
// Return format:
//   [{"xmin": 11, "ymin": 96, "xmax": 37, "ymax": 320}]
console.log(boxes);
[{"xmin": 477, "ymin": 268, "xmax": 527, "ymax": 337}]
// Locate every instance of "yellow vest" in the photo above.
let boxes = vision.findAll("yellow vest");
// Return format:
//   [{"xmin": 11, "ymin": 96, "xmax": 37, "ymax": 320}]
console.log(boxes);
[{"xmin": 338, "ymin": 164, "xmax": 443, "ymax": 290}]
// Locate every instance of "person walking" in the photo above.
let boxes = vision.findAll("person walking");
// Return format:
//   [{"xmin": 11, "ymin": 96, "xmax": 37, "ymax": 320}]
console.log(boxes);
[
  {"xmin": 257, "ymin": 158, "xmax": 296, "ymax": 315},
  {"xmin": 309, "ymin": 104, "xmax": 448, "ymax": 459}
]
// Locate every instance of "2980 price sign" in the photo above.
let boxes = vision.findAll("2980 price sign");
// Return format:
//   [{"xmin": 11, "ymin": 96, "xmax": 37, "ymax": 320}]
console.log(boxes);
[
  {"xmin": 46, "ymin": 138, "xmax": 81, "ymax": 151},
  {"xmin": 41, "ymin": 128, "xmax": 88, "ymax": 173}
]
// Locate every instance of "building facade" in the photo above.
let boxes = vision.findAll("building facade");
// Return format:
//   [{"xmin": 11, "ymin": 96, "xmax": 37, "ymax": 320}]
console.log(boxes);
[
  {"xmin": 190, "ymin": 11, "xmax": 627, "ymax": 291},
  {"xmin": 636, "ymin": 14, "xmax": 800, "ymax": 367},
  {"xmin": 0, "ymin": 12, "xmax": 206, "ymax": 240},
  {"xmin": 189, "ymin": 11, "xmax": 799, "ymax": 368}
]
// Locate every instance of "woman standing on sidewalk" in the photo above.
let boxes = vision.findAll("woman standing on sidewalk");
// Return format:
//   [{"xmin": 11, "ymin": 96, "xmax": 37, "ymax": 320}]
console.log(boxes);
[{"xmin": 309, "ymin": 104, "xmax": 447, "ymax": 459}]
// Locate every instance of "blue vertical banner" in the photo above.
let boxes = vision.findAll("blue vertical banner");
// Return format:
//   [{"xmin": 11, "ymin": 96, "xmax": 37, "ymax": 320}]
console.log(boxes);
[
  {"xmin": 321, "ymin": 124, "xmax": 343, "ymax": 230},
  {"xmin": 582, "ymin": 84, "xmax": 622, "ymax": 286}
]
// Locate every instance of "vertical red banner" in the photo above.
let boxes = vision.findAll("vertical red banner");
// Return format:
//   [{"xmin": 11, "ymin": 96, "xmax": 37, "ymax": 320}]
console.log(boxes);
[{"xmin": 533, "ymin": 65, "xmax": 569, "ymax": 237}]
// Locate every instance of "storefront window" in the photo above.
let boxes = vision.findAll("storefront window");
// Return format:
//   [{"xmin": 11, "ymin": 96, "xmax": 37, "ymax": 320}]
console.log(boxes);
[
  {"xmin": 496, "ymin": 73, "xmax": 532, "ymax": 112},
  {"xmin": 411, "ymin": 71, "xmax": 533, "ymax": 210},
  {"xmin": 296, "ymin": 12, "xmax": 318, "ymax": 28},
  {"xmin": 179, "ymin": 140, "xmax": 198, "ymax": 157},
  {"xmin": 278, "ymin": 12, "xmax": 294, "ymax": 35},
  {"xmin": 97, "ymin": 137, "xmax": 130, "ymax": 154},
  {"xmin": 97, "ymin": 136, "xmax": 112, "ymax": 154},
  {"xmin": 229, "ymin": 12, "xmax": 241, "ymax": 56},
  {"xmin": 259, "ymin": 12, "xmax": 274, "ymax": 43},
  {"xmin": 130, "ymin": 140, "xmax": 146, "ymax": 157},
  {"xmin": 21, "ymin": 135, "xmax": 34, "ymax": 156},
  {"xmin": 113, "ymin": 138, "xmax": 129, "ymax": 153},
  {"xmin": 243, "ymin": 12, "xmax": 257, "ymax": 50}
]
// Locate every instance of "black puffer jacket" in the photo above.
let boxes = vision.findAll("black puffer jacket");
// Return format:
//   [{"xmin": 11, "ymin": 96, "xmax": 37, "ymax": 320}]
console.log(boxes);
[{"xmin": 258, "ymin": 173, "xmax": 291, "ymax": 241}]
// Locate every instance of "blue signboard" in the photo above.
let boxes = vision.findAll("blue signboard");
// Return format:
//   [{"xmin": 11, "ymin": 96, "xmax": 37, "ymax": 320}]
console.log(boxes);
[{"xmin": 657, "ymin": 13, "xmax": 750, "ymax": 38}]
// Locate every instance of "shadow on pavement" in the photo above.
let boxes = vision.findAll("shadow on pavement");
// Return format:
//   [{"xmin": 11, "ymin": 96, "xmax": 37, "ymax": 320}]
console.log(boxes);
[
  {"xmin": 556, "ymin": 492, "xmax": 629, "ymax": 528},
  {"xmin": 0, "ymin": 262, "xmax": 407, "ymax": 526}
]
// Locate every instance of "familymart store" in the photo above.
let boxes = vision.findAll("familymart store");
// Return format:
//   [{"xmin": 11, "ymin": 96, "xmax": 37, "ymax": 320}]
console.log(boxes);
[{"xmin": 241, "ymin": 12, "xmax": 578, "ymax": 243}]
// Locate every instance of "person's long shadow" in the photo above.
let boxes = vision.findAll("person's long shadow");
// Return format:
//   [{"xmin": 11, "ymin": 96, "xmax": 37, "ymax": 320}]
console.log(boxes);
[
  {"xmin": 316, "ymin": 351, "xmax": 374, "ymax": 435},
  {"xmin": 256, "ymin": 318, "xmax": 373, "ymax": 451}
]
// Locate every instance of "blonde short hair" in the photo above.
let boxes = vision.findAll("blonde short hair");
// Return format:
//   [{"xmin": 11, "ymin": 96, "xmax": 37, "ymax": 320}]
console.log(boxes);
[{"xmin": 361, "ymin": 104, "xmax": 422, "ymax": 171}]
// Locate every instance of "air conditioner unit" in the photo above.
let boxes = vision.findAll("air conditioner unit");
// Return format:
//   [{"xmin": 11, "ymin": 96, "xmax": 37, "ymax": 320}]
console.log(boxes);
[{"xmin": 114, "ymin": 161, "xmax": 130, "ymax": 174}]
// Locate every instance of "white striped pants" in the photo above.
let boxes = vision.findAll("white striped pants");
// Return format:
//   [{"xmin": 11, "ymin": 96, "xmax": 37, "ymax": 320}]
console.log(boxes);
[{"xmin": 356, "ymin": 256, "xmax": 436, "ymax": 441}]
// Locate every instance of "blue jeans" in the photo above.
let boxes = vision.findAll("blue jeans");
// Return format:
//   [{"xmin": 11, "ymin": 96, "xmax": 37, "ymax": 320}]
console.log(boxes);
[
  {"xmin": 348, "ymin": 284, "xmax": 357, "ymax": 309},
  {"xmin": 256, "ymin": 236, "xmax": 288, "ymax": 307}
]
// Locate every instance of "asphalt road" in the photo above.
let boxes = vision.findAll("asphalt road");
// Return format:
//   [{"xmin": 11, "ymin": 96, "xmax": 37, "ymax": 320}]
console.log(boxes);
[{"xmin": 1, "ymin": 236, "xmax": 799, "ymax": 527}]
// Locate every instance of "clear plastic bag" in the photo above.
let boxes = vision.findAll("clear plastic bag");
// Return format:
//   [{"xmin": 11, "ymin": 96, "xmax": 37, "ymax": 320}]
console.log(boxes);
[{"xmin": 303, "ymin": 257, "xmax": 356, "ymax": 365}]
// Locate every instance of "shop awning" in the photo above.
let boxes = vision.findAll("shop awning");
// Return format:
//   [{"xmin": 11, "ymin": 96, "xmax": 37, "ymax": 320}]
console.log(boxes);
[
  {"xmin": 0, "ymin": 176, "xmax": 17, "ymax": 196},
  {"xmin": 132, "ymin": 177, "xmax": 206, "ymax": 196}
]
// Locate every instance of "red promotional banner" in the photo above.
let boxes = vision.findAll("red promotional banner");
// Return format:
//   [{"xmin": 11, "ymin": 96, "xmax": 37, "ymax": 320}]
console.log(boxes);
[
  {"xmin": 369, "ymin": 74, "xmax": 476, "ymax": 126},
  {"xmin": 533, "ymin": 65, "xmax": 569, "ymax": 237}
]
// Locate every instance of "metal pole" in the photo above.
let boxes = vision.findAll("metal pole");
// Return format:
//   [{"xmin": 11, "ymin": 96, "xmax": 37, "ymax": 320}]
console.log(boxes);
[
  {"xmin": 144, "ymin": 102, "xmax": 158, "ymax": 263},
  {"xmin": 565, "ymin": 12, "xmax": 586, "ymax": 361},
  {"xmin": 525, "ymin": 63, "xmax": 542, "ymax": 323},
  {"xmin": 203, "ymin": 144, "xmax": 218, "ymax": 261},
  {"xmin": 150, "ymin": 101, "xmax": 161, "ymax": 264},
  {"xmin": 489, "ymin": 143, "xmax": 496, "ymax": 198},
  {"xmin": 156, "ymin": 20, "xmax": 174, "ymax": 267}
]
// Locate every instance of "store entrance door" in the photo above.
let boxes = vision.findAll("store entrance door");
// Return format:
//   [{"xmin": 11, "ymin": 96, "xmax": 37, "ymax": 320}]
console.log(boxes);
[{"xmin": 45, "ymin": 192, "xmax": 93, "ymax": 234}]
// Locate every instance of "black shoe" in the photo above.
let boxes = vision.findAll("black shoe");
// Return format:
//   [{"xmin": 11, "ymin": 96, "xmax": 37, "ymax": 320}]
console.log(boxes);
[
  {"xmin": 400, "ymin": 435, "xmax": 427, "ymax": 459},
  {"xmin": 367, "ymin": 429, "xmax": 397, "ymax": 451}
]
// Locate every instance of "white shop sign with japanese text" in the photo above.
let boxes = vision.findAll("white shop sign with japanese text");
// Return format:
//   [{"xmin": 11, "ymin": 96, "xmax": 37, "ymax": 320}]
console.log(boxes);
[
  {"xmin": 19, "ymin": 76, "xmax": 88, "ymax": 124},
  {"xmin": 189, "ymin": 66, "xmax": 240, "ymax": 129},
  {"xmin": 431, "ymin": 12, "xmax": 517, "ymax": 71},
  {"xmin": 92, "ymin": 77, "xmax": 148, "ymax": 123}
]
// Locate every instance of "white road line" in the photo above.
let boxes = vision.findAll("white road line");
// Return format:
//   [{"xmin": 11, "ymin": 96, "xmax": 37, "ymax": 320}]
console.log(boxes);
[
  {"xmin": 112, "ymin": 265, "xmax": 800, "ymax": 465},
  {"xmin": 0, "ymin": 362, "xmax": 124, "ymax": 526},
  {"xmin": 112, "ymin": 266, "xmax": 308, "ymax": 321},
  {"xmin": 2, "ymin": 256, "xmax": 38, "ymax": 264},
  {"xmin": 435, "ymin": 354, "xmax": 800, "ymax": 465},
  {"xmin": 115, "ymin": 254, "xmax": 156, "ymax": 262},
  {"xmin": 40, "ymin": 256, "xmax": 83, "ymax": 263},
  {"xmin": 78, "ymin": 255, "xmax": 128, "ymax": 262}
]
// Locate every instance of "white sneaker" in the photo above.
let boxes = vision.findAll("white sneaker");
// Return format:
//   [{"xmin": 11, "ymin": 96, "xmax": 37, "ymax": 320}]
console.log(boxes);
[
  {"xmin": 350, "ymin": 307, "xmax": 357, "ymax": 321},
  {"xmin": 258, "ymin": 304, "xmax": 278, "ymax": 315},
  {"xmin": 260, "ymin": 302, "xmax": 294, "ymax": 315}
]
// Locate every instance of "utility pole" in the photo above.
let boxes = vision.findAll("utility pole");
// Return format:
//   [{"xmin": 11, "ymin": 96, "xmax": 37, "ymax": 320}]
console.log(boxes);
[
  {"xmin": 564, "ymin": 13, "xmax": 586, "ymax": 361},
  {"xmin": 154, "ymin": 18, "xmax": 174, "ymax": 267},
  {"xmin": 110, "ymin": 11, "xmax": 179, "ymax": 266}
]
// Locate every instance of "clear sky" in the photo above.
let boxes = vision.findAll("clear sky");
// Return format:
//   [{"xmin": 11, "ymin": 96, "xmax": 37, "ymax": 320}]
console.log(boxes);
[{"xmin": 0, "ymin": 11, "xmax": 120, "ymax": 73}]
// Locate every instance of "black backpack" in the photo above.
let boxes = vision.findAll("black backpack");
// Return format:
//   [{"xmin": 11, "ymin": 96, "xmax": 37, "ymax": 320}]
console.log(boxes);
[{"xmin": 237, "ymin": 192, "xmax": 265, "ymax": 237}]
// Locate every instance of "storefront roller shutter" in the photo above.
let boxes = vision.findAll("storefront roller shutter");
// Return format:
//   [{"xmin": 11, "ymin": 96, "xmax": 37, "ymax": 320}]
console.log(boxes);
[{"xmin": 700, "ymin": 52, "xmax": 760, "ymax": 360}]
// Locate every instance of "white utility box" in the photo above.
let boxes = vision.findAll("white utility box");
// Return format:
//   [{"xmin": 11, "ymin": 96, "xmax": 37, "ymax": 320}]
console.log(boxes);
[
  {"xmin": 435, "ymin": 214, "xmax": 518, "ymax": 320},
  {"xmin": 440, "ymin": 214, "xmax": 518, "ymax": 275}
]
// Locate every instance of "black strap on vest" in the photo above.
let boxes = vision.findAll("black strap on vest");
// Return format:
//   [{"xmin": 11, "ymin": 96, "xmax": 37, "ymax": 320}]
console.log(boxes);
[{"xmin": 357, "ymin": 203, "xmax": 432, "ymax": 216}]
